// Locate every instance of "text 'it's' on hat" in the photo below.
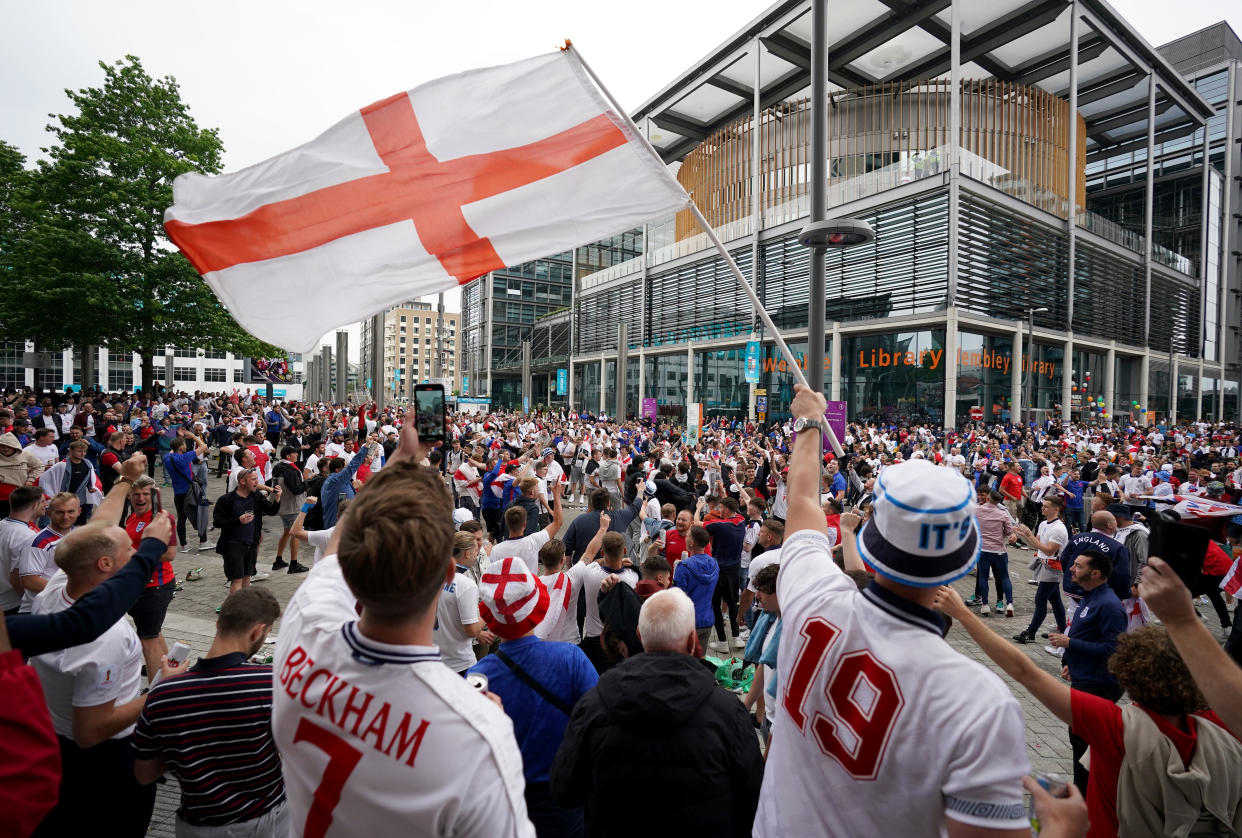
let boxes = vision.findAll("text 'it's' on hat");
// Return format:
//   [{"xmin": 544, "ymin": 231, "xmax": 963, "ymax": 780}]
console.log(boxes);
[{"xmin": 857, "ymin": 459, "xmax": 980, "ymax": 587}]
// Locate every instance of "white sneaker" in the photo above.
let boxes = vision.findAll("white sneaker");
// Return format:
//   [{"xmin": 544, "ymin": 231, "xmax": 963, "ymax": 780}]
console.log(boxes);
[
  {"xmin": 709, "ymin": 640, "xmax": 729, "ymax": 653},
  {"xmin": 1043, "ymin": 645, "xmax": 1064, "ymax": 658},
  {"xmin": 980, "ymin": 604, "xmax": 989, "ymax": 616},
  {"xmin": 179, "ymin": 544, "xmax": 192, "ymax": 553},
  {"xmin": 737, "ymin": 628, "xmax": 751, "ymax": 640},
  {"xmin": 251, "ymin": 570, "xmax": 271, "ymax": 582},
  {"xmin": 198, "ymin": 541, "xmax": 214, "ymax": 551},
  {"xmin": 1005, "ymin": 604, "xmax": 1015, "ymax": 617},
  {"xmin": 731, "ymin": 635, "xmax": 746, "ymax": 648}
]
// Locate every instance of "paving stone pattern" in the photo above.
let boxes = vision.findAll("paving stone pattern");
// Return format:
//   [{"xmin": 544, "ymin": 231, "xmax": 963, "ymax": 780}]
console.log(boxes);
[{"xmin": 144, "ymin": 469, "xmax": 1230, "ymax": 833}]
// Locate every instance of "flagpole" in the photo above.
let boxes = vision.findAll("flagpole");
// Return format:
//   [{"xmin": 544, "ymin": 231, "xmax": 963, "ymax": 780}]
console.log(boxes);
[{"xmin": 566, "ymin": 43, "xmax": 843, "ymax": 457}]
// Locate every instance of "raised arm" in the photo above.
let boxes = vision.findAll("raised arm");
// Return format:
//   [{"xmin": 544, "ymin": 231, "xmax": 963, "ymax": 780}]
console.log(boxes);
[
  {"xmin": 93, "ymin": 453, "xmax": 147, "ymax": 525},
  {"xmin": 542, "ymin": 485, "xmax": 564, "ymax": 539},
  {"xmin": 837, "ymin": 512, "xmax": 868, "ymax": 573},
  {"xmin": 786, "ymin": 384, "xmax": 830, "ymax": 538},
  {"xmin": 935, "ymin": 585, "xmax": 1071, "ymax": 724},
  {"xmin": 579, "ymin": 513, "xmax": 611, "ymax": 564}
]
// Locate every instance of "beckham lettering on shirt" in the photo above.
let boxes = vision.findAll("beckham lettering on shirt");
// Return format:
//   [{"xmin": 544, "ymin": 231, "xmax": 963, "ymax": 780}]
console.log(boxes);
[{"xmin": 279, "ymin": 645, "xmax": 430, "ymax": 767}]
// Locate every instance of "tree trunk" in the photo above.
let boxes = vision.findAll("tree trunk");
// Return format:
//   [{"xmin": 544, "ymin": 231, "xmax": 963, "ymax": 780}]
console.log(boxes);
[
  {"xmin": 141, "ymin": 352, "xmax": 154, "ymax": 395},
  {"xmin": 79, "ymin": 344, "xmax": 96, "ymax": 393}
]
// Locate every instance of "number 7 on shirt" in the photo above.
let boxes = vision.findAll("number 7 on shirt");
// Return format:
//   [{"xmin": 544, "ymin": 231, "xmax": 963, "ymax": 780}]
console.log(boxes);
[
  {"xmin": 782, "ymin": 617, "xmax": 904, "ymax": 780},
  {"xmin": 294, "ymin": 718, "xmax": 363, "ymax": 838}
]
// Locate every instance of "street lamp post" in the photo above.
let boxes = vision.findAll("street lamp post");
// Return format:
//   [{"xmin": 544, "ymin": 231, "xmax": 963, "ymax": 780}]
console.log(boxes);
[
  {"xmin": 1024, "ymin": 306, "xmax": 1049, "ymax": 425},
  {"xmin": 799, "ymin": 219, "xmax": 875, "ymax": 393}
]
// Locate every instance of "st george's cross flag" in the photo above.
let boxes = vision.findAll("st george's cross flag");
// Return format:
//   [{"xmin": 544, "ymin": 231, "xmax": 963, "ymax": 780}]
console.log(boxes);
[{"xmin": 164, "ymin": 50, "xmax": 690, "ymax": 353}]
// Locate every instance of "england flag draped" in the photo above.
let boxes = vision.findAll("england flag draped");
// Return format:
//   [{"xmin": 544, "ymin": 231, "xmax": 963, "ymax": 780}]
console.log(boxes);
[{"xmin": 164, "ymin": 50, "xmax": 689, "ymax": 352}]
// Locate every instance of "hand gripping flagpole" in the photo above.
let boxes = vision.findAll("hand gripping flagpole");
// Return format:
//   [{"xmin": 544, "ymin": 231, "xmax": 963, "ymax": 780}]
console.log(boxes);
[{"xmin": 565, "ymin": 42, "xmax": 844, "ymax": 457}]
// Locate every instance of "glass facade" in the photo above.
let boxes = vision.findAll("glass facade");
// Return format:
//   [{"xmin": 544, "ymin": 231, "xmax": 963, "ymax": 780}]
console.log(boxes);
[
  {"xmin": 956, "ymin": 332, "xmax": 1016, "ymax": 422},
  {"xmin": 1177, "ymin": 373, "xmax": 1197, "ymax": 420},
  {"xmin": 1147, "ymin": 359, "xmax": 1171, "ymax": 418},
  {"xmin": 643, "ymin": 353, "xmax": 688, "ymax": 421},
  {"xmin": 694, "ymin": 348, "xmax": 748, "ymax": 421},
  {"xmin": 1067, "ymin": 348, "xmax": 1109, "ymax": 422},
  {"xmin": 840, "ymin": 330, "xmax": 946, "ymax": 425},
  {"xmin": 603, "ymin": 359, "xmax": 617, "ymax": 416},
  {"xmin": 625, "ymin": 357, "xmax": 640, "ymax": 419},
  {"xmin": 1115, "ymin": 357, "xmax": 1140, "ymax": 418},
  {"xmin": 1200, "ymin": 376, "xmax": 1219, "ymax": 420},
  {"xmin": 574, "ymin": 362, "xmax": 601, "ymax": 415}
]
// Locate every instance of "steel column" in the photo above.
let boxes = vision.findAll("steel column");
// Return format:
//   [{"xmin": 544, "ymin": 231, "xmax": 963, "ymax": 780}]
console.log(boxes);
[{"xmin": 807, "ymin": 0, "xmax": 827, "ymax": 394}]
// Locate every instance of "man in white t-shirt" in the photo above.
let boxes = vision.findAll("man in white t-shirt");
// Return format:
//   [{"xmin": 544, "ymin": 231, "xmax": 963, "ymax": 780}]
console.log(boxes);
[
  {"xmin": 18, "ymin": 492, "xmax": 80, "ymax": 612},
  {"xmin": 24, "ymin": 428, "xmax": 61, "ymax": 471},
  {"xmin": 754, "ymin": 385, "xmax": 1030, "ymax": 838},
  {"xmin": 578, "ymin": 531, "xmax": 638, "ymax": 672},
  {"xmin": 31, "ymin": 501, "xmax": 176, "ymax": 835},
  {"xmin": 535, "ymin": 514, "xmax": 610, "ymax": 644},
  {"xmin": 489, "ymin": 489, "xmax": 563, "ymax": 575},
  {"xmin": 433, "ymin": 533, "xmax": 495, "ymax": 674},
  {"xmin": 273, "ymin": 418, "xmax": 534, "ymax": 838}
]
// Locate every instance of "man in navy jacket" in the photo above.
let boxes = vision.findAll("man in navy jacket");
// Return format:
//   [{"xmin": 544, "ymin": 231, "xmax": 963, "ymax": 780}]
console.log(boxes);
[{"xmin": 1047, "ymin": 548, "xmax": 1126, "ymax": 793}]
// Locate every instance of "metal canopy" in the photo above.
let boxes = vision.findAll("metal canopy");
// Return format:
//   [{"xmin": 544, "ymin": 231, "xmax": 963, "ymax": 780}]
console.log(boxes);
[{"xmin": 634, "ymin": 0, "xmax": 1214, "ymax": 163}]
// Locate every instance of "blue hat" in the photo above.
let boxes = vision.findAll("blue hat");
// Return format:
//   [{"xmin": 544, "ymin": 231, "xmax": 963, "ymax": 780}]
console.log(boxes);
[{"xmin": 857, "ymin": 460, "xmax": 980, "ymax": 587}]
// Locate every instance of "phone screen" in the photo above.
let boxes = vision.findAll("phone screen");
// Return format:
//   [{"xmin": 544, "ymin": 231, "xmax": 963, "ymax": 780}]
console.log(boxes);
[
  {"xmin": 1150, "ymin": 520, "xmax": 1209, "ymax": 591},
  {"xmin": 414, "ymin": 385, "xmax": 446, "ymax": 442}
]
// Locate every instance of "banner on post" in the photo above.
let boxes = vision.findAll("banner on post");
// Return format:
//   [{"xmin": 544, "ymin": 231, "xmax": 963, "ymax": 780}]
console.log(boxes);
[
  {"xmin": 825, "ymin": 401, "xmax": 847, "ymax": 447},
  {"xmin": 641, "ymin": 397, "xmax": 658, "ymax": 422},
  {"xmin": 744, "ymin": 341, "xmax": 761, "ymax": 385},
  {"xmin": 557, "ymin": 368, "xmax": 568, "ymax": 395}
]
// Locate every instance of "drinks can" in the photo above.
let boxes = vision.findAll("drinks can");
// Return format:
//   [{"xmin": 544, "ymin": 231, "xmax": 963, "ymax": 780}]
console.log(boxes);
[
  {"xmin": 465, "ymin": 673, "xmax": 489, "ymax": 693},
  {"xmin": 1028, "ymin": 771, "xmax": 1070, "ymax": 835}
]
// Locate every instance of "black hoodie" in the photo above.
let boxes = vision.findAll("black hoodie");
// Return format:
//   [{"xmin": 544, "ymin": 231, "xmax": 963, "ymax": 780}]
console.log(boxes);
[{"xmin": 550, "ymin": 651, "xmax": 763, "ymax": 837}]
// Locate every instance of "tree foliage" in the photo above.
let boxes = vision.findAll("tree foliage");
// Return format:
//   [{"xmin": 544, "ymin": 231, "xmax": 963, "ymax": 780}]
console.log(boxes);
[{"xmin": 0, "ymin": 56, "xmax": 281, "ymax": 391}]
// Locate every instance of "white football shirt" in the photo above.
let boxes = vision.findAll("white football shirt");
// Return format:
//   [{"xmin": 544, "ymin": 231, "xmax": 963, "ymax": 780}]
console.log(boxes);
[
  {"xmin": 31, "ymin": 571, "xmax": 144, "ymax": 740},
  {"xmin": 489, "ymin": 531, "xmax": 550, "ymax": 576},
  {"xmin": 433, "ymin": 569, "xmax": 481, "ymax": 673},
  {"xmin": 536, "ymin": 561, "xmax": 590, "ymax": 644},
  {"xmin": 274, "ymin": 556, "xmax": 534, "ymax": 838},
  {"xmin": 754, "ymin": 530, "xmax": 1029, "ymax": 837}
]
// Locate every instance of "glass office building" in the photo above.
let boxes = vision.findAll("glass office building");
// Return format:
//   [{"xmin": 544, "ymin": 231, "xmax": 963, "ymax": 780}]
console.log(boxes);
[{"xmin": 468, "ymin": 2, "xmax": 1241, "ymax": 425}]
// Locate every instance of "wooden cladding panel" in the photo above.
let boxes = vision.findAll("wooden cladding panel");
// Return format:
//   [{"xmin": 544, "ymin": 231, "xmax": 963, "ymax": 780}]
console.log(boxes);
[{"xmin": 674, "ymin": 81, "xmax": 1089, "ymax": 241}]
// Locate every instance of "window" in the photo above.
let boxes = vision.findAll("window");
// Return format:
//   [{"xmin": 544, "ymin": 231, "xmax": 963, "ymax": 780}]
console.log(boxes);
[
  {"xmin": 173, "ymin": 347, "xmax": 198, "ymax": 358},
  {"xmin": 108, "ymin": 368, "xmax": 133, "ymax": 390},
  {"xmin": 234, "ymin": 368, "xmax": 245, "ymax": 382},
  {"xmin": 203, "ymin": 350, "xmax": 227, "ymax": 359},
  {"xmin": 173, "ymin": 367, "xmax": 197, "ymax": 382},
  {"xmin": 204, "ymin": 367, "xmax": 227, "ymax": 382}
]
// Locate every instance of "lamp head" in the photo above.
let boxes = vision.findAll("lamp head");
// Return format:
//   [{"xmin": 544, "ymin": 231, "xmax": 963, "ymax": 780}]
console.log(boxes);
[{"xmin": 798, "ymin": 218, "xmax": 875, "ymax": 249}]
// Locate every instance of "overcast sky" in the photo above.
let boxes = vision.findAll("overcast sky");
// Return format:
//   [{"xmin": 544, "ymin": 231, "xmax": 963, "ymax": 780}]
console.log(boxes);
[{"xmin": 3, "ymin": 0, "xmax": 1239, "ymax": 358}]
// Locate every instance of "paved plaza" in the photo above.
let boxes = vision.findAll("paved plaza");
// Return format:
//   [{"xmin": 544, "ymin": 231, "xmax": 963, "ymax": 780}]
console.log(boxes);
[{"xmin": 143, "ymin": 468, "xmax": 1231, "ymax": 834}]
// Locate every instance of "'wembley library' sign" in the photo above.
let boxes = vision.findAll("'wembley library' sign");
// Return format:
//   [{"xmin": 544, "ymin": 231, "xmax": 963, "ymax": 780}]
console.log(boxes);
[{"xmin": 761, "ymin": 347, "xmax": 1056, "ymax": 379}]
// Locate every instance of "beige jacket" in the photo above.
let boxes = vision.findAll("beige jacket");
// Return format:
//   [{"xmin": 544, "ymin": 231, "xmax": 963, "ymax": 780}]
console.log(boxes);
[
  {"xmin": 1115, "ymin": 704, "xmax": 1242, "ymax": 837},
  {"xmin": 0, "ymin": 432, "xmax": 45, "ymax": 487}
]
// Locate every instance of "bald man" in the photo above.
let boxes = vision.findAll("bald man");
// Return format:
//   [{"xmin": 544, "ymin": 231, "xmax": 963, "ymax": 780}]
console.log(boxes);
[
  {"xmin": 1059, "ymin": 511, "xmax": 1132, "ymax": 612},
  {"xmin": 551, "ymin": 587, "xmax": 763, "ymax": 835}
]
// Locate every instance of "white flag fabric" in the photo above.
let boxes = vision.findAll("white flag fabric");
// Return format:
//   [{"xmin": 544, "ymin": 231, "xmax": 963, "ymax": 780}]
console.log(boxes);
[{"xmin": 164, "ymin": 51, "xmax": 689, "ymax": 353}]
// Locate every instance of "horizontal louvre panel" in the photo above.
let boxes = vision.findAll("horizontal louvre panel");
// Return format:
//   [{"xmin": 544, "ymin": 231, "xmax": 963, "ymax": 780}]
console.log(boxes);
[
  {"xmin": 646, "ymin": 247, "xmax": 753, "ymax": 347},
  {"xmin": 957, "ymin": 194, "xmax": 1068, "ymax": 331}
]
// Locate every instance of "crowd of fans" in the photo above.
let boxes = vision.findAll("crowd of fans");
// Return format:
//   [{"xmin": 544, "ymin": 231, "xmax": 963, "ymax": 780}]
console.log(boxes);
[{"xmin": 1, "ymin": 382, "xmax": 1240, "ymax": 837}]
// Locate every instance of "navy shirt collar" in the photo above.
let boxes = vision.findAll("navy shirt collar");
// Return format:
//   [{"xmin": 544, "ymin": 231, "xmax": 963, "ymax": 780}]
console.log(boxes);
[{"xmin": 862, "ymin": 581, "xmax": 946, "ymax": 637}]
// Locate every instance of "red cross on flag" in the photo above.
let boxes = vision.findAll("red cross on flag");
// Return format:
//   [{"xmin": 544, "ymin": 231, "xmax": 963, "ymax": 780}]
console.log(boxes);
[{"xmin": 164, "ymin": 50, "xmax": 690, "ymax": 353}]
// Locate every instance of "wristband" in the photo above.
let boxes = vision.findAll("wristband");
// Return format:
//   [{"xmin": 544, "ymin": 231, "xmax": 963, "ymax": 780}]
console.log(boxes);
[{"xmin": 301, "ymin": 502, "xmax": 313, "ymax": 513}]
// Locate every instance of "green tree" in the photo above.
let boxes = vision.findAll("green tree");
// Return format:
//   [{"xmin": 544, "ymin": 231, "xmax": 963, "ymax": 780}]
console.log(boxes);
[{"xmin": 3, "ymin": 56, "xmax": 279, "ymax": 392}]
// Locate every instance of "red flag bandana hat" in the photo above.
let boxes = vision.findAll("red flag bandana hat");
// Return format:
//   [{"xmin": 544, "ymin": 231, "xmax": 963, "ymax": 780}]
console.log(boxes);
[{"xmin": 479, "ymin": 557, "xmax": 549, "ymax": 640}]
